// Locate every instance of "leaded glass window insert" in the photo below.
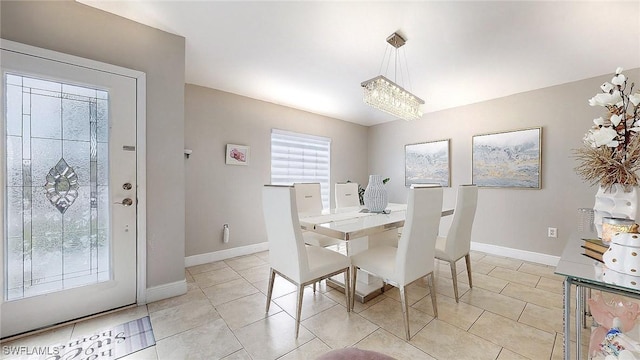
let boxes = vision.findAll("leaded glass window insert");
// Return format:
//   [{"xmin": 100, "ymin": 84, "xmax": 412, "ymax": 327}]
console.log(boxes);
[{"xmin": 4, "ymin": 73, "xmax": 110, "ymax": 301}]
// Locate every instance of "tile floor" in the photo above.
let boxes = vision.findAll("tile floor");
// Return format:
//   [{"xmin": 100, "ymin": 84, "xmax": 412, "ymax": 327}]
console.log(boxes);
[{"xmin": 2, "ymin": 250, "xmax": 594, "ymax": 360}]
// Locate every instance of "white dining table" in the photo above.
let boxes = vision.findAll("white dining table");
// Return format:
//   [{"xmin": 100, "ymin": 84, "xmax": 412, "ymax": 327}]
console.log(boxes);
[{"xmin": 299, "ymin": 203, "xmax": 454, "ymax": 302}]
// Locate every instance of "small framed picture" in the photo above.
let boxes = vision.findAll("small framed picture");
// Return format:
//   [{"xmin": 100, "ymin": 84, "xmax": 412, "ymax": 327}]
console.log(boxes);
[{"xmin": 225, "ymin": 144, "xmax": 249, "ymax": 165}]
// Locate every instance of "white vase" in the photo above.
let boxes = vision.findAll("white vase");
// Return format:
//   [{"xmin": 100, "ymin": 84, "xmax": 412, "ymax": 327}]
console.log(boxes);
[
  {"xmin": 594, "ymin": 184, "xmax": 639, "ymax": 238},
  {"xmin": 603, "ymin": 233, "xmax": 640, "ymax": 275},
  {"xmin": 364, "ymin": 175, "xmax": 388, "ymax": 213},
  {"xmin": 602, "ymin": 232, "xmax": 640, "ymax": 289}
]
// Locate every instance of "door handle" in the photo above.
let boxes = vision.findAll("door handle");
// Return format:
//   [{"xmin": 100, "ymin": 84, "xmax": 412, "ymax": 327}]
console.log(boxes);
[{"xmin": 114, "ymin": 198, "xmax": 134, "ymax": 206}]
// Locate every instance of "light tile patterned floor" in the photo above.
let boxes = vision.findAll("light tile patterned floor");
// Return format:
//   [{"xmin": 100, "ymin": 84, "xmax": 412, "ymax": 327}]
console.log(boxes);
[{"xmin": 1, "ymin": 251, "xmax": 592, "ymax": 360}]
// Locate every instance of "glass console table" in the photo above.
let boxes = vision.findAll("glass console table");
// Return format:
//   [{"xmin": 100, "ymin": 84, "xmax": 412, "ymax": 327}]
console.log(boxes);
[{"xmin": 555, "ymin": 231, "xmax": 640, "ymax": 360}]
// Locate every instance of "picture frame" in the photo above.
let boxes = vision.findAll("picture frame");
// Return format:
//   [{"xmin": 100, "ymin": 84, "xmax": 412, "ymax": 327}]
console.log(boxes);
[
  {"xmin": 472, "ymin": 127, "xmax": 541, "ymax": 189},
  {"xmin": 405, "ymin": 139, "xmax": 450, "ymax": 187},
  {"xmin": 225, "ymin": 144, "xmax": 250, "ymax": 165}
]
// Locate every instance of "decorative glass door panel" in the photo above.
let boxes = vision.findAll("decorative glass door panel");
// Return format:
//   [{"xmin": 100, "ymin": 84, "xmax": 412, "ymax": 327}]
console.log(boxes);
[
  {"xmin": 1, "ymin": 43, "xmax": 139, "ymax": 338},
  {"xmin": 5, "ymin": 74, "xmax": 110, "ymax": 300}
]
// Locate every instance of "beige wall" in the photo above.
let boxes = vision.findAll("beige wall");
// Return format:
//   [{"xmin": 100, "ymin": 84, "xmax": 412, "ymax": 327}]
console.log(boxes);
[
  {"xmin": 3, "ymin": 0, "xmax": 638, "ymax": 269},
  {"xmin": 184, "ymin": 85, "xmax": 368, "ymax": 256},
  {"xmin": 185, "ymin": 70, "xmax": 640, "ymax": 259},
  {"xmin": 183, "ymin": 68, "xmax": 640, "ymax": 260},
  {"xmin": 1, "ymin": 1, "xmax": 187, "ymax": 288},
  {"xmin": 369, "ymin": 68, "xmax": 640, "ymax": 256}
]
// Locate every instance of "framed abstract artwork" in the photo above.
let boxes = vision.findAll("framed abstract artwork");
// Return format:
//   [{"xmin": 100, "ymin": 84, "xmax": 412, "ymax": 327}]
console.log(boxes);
[
  {"xmin": 472, "ymin": 127, "xmax": 541, "ymax": 189},
  {"xmin": 225, "ymin": 144, "xmax": 249, "ymax": 165},
  {"xmin": 405, "ymin": 139, "xmax": 450, "ymax": 187}
]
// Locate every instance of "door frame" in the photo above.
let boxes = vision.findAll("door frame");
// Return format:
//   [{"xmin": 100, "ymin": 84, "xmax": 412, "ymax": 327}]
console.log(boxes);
[{"xmin": 0, "ymin": 39, "xmax": 148, "ymax": 306}]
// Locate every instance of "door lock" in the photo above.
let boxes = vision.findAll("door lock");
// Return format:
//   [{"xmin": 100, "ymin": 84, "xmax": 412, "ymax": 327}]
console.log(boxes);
[
  {"xmin": 122, "ymin": 182, "xmax": 132, "ymax": 190},
  {"xmin": 114, "ymin": 198, "xmax": 134, "ymax": 206}
]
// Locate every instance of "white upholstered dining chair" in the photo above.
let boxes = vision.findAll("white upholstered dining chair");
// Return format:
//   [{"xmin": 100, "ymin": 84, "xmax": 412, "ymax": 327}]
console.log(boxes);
[
  {"xmin": 293, "ymin": 183, "xmax": 324, "ymax": 216},
  {"xmin": 293, "ymin": 183, "xmax": 344, "ymax": 249},
  {"xmin": 335, "ymin": 182, "xmax": 360, "ymax": 208},
  {"xmin": 262, "ymin": 185, "xmax": 351, "ymax": 338},
  {"xmin": 435, "ymin": 184, "xmax": 478, "ymax": 302},
  {"xmin": 349, "ymin": 185, "xmax": 443, "ymax": 340}
]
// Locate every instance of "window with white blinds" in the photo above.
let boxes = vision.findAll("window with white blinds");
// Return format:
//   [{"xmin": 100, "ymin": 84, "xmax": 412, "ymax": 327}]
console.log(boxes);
[{"xmin": 270, "ymin": 129, "xmax": 331, "ymax": 209}]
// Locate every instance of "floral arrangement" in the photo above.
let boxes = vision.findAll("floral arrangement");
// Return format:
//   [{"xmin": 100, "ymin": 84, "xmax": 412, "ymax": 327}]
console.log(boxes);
[{"xmin": 575, "ymin": 68, "xmax": 640, "ymax": 190}]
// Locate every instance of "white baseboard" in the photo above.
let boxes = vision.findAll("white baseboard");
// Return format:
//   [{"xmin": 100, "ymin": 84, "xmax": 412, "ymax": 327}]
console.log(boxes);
[
  {"xmin": 144, "ymin": 279, "xmax": 188, "ymax": 304},
  {"xmin": 185, "ymin": 242, "xmax": 269, "ymax": 267},
  {"xmin": 183, "ymin": 241, "xmax": 557, "ymax": 274},
  {"xmin": 471, "ymin": 241, "xmax": 560, "ymax": 266}
]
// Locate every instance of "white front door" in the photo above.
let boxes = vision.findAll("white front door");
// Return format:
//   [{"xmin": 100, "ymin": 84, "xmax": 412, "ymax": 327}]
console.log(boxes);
[{"xmin": 1, "ymin": 44, "xmax": 139, "ymax": 338}]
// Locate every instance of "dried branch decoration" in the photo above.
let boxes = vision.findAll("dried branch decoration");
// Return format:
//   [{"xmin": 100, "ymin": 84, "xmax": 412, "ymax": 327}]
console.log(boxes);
[{"xmin": 574, "ymin": 68, "xmax": 640, "ymax": 190}]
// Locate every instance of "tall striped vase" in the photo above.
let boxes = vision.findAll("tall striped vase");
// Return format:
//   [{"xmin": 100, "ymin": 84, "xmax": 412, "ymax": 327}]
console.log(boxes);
[{"xmin": 364, "ymin": 175, "xmax": 388, "ymax": 213}]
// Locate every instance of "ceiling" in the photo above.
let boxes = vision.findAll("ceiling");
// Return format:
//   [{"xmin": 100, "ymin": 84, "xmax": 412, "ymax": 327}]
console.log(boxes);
[{"xmin": 80, "ymin": 1, "xmax": 640, "ymax": 126}]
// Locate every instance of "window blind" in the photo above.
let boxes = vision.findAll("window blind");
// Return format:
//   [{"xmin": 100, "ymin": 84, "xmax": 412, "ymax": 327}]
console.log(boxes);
[{"xmin": 270, "ymin": 129, "xmax": 331, "ymax": 209}]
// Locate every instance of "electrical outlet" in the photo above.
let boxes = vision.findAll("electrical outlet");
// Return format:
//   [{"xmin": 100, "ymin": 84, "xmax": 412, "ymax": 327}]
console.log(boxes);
[{"xmin": 548, "ymin": 227, "xmax": 557, "ymax": 238}]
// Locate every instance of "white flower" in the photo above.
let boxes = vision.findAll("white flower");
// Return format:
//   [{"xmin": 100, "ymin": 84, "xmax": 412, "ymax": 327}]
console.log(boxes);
[
  {"xmin": 576, "ymin": 68, "xmax": 640, "ymax": 187},
  {"xmin": 587, "ymin": 126, "xmax": 619, "ymax": 147},
  {"xmin": 601, "ymin": 82, "xmax": 613, "ymax": 92},
  {"xmin": 594, "ymin": 117, "xmax": 605, "ymax": 126},
  {"xmin": 589, "ymin": 90, "xmax": 623, "ymax": 106},
  {"xmin": 612, "ymin": 73, "xmax": 626, "ymax": 86},
  {"xmin": 611, "ymin": 114, "xmax": 623, "ymax": 127}
]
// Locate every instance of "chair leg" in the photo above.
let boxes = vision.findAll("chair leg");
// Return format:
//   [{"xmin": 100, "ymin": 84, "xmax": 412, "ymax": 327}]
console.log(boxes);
[
  {"xmin": 350, "ymin": 266, "xmax": 357, "ymax": 311},
  {"xmin": 465, "ymin": 254, "xmax": 473, "ymax": 289},
  {"xmin": 429, "ymin": 272, "xmax": 438, "ymax": 318},
  {"xmin": 295, "ymin": 284, "xmax": 304, "ymax": 339},
  {"xmin": 449, "ymin": 260, "xmax": 459, "ymax": 303},
  {"xmin": 343, "ymin": 268, "xmax": 351, "ymax": 313},
  {"xmin": 266, "ymin": 268, "xmax": 276, "ymax": 313},
  {"xmin": 399, "ymin": 285, "xmax": 411, "ymax": 341},
  {"xmin": 313, "ymin": 281, "xmax": 316, "ymax": 293}
]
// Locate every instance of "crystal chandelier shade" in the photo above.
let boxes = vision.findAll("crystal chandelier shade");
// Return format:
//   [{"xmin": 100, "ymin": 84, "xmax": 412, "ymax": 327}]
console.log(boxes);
[
  {"xmin": 361, "ymin": 32, "xmax": 424, "ymax": 121},
  {"xmin": 361, "ymin": 75, "xmax": 424, "ymax": 121}
]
